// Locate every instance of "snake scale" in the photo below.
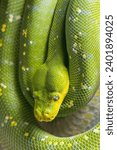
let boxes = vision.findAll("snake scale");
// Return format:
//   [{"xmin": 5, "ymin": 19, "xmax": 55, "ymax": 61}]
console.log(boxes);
[{"xmin": 0, "ymin": 0, "xmax": 100, "ymax": 149}]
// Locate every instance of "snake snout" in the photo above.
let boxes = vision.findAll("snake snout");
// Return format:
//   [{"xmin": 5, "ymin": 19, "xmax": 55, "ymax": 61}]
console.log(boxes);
[
  {"xmin": 44, "ymin": 108, "xmax": 55, "ymax": 117},
  {"xmin": 34, "ymin": 107, "xmax": 54, "ymax": 122},
  {"xmin": 41, "ymin": 108, "xmax": 55, "ymax": 121}
]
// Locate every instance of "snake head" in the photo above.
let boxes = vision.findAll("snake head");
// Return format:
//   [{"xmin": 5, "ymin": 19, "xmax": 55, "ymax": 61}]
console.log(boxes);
[{"xmin": 32, "ymin": 64, "xmax": 69, "ymax": 122}]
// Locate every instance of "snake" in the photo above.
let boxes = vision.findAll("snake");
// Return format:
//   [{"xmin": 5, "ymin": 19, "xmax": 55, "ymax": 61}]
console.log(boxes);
[{"xmin": 0, "ymin": 0, "xmax": 100, "ymax": 149}]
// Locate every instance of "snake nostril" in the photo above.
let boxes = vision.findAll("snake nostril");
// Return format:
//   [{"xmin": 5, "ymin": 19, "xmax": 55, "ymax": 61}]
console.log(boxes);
[
  {"xmin": 44, "ymin": 112, "xmax": 49, "ymax": 117},
  {"xmin": 44, "ymin": 110, "xmax": 51, "ymax": 118}
]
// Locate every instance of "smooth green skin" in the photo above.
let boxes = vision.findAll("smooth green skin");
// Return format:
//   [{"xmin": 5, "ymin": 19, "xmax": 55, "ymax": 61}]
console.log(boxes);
[{"xmin": 0, "ymin": 0, "xmax": 100, "ymax": 149}]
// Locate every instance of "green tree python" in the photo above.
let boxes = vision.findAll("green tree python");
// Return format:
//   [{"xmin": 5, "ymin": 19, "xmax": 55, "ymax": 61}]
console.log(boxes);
[{"xmin": 0, "ymin": 0, "xmax": 100, "ymax": 149}]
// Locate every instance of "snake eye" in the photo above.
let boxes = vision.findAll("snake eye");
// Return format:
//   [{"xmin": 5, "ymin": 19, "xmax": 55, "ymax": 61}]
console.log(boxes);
[{"xmin": 53, "ymin": 95, "xmax": 59, "ymax": 101}]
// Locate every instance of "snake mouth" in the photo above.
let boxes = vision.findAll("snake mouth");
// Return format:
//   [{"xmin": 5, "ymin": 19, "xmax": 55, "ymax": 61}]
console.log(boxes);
[{"xmin": 34, "ymin": 108, "xmax": 55, "ymax": 122}]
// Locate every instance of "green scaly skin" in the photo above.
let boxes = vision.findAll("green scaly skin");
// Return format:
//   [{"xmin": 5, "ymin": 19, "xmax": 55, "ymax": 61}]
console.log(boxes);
[
  {"xmin": 32, "ymin": 0, "xmax": 70, "ymax": 122},
  {"xmin": 0, "ymin": 0, "xmax": 100, "ymax": 149},
  {"xmin": 19, "ymin": 0, "xmax": 58, "ymax": 107}
]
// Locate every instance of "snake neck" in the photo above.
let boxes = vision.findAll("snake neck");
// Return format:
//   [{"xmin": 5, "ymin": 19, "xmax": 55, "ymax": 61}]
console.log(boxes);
[
  {"xmin": 32, "ymin": 42, "xmax": 69, "ymax": 122},
  {"xmin": 46, "ymin": 47, "xmax": 66, "ymax": 68},
  {"xmin": 33, "ymin": 3, "xmax": 69, "ymax": 121}
]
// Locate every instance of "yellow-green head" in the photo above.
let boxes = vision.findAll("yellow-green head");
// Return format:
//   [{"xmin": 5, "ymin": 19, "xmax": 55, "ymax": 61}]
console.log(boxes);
[{"xmin": 32, "ymin": 64, "xmax": 69, "ymax": 122}]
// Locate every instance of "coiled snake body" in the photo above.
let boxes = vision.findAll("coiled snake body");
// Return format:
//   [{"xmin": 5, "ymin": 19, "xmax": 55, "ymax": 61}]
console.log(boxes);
[{"xmin": 0, "ymin": 0, "xmax": 100, "ymax": 149}]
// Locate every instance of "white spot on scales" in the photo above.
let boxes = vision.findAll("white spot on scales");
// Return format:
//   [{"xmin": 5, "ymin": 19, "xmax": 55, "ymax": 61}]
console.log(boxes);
[
  {"xmin": 79, "ymin": 32, "xmax": 82, "ymax": 36},
  {"xmin": 26, "ymin": 87, "xmax": 30, "ymax": 91},
  {"xmin": 8, "ymin": 14, "xmax": 14, "ymax": 23},
  {"xmin": 30, "ymin": 41, "xmax": 33, "ymax": 44},
  {"xmin": 72, "ymin": 48, "xmax": 77, "ymax": 54},
  {"xmin": 0, "ymin": 83, "xmax": 7, "ymax": 89},
  {"xmin": 23, "ymin": 51, "xmax": 26, "ymax": 56},
  {"xmin": 76, "ymin": 7, "xmax": 82, "ymax": 14},
  {"xmin": 73, "ymin": 43, "xmax": 77, "ymax": 48}
]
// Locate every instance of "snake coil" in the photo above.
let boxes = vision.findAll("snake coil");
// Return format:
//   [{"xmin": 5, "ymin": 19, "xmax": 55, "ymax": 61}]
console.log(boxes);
[{"xmin": 0, "ymin": 0, "xmax": 100, "ymax": 149}]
